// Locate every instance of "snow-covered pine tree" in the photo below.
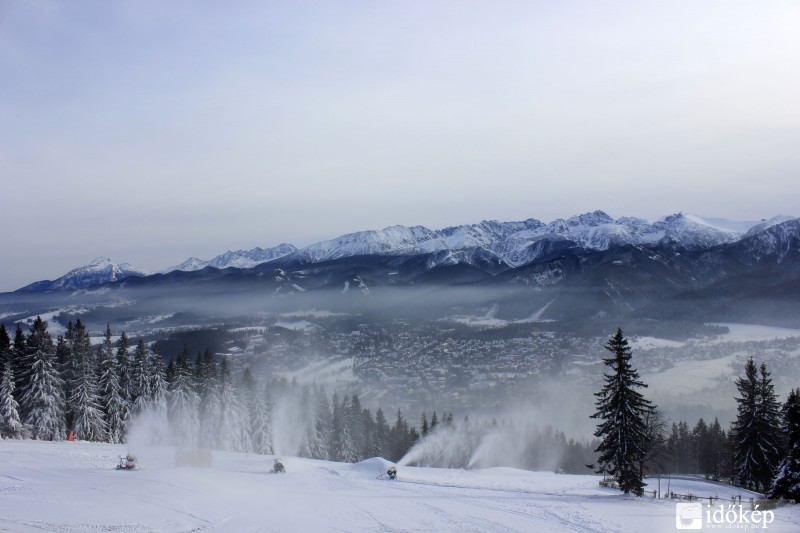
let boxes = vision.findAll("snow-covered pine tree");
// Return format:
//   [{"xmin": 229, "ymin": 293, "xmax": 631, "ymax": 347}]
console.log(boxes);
[
  {"xmin": 68, "ymin": 321, "xmax": 107, "ymax": 442},
  {"xmin": 0, "ymin": 324, "xmax": 10, "ymax": 378},
  {"xmin": 129, "ymin": 340, "xmax": 152, "ymax": 416},
  {"xmin": 332, "ymin": 393, "xmax": 357, "ymax": 463},
  {"xmin": 732, "ymin": 359, "xmax": 783, "ymax": 491},
  {"xmin": 250, "ymin": 384, "xmax": 273, "ymax": 455},
  {"xmin": 0, "ymin": 360, "xmax": 27, "ymax": 439},
  {"xmin": 59, "ymin": 322, "xmax": 78, "ymax": 430},
  {"xmin": 196, "ymin": 351, "xmax": 221, "ymax": 448},
  {"xmin": 167, "ymin": 346, "xmax": 199, "ymax": 447},
  {"xmin": 371, "ymin": 407, "xmax": 389, "ymax": 459},
  {"xmin": 116, "ymin": 332, "xmax": 132, "ymax": 413},
  {"xmin": 20, "ymin": 317, "xmax": 66, "ymax": 440},
  {"xmin": 309, "ymin": 387, "xmax": 331, "ymax": 460},
  {"xmin": 768, "ymin": 388, "xmax": 800, "ymax": 502},
  {"xmin": 148, "ymin": 348, "xmax": 168, "ymax": 416},
  {"xmin": 591, "ymin": 328, "xmax": 654, "ymax": 496},
  {"xmin": 349, "ymin": 394, "xmax": 365, "ymax": 461},
  {"xmin": 97, "ymin": 325, "xmax": 126, "ymax": 443},
  {"xmin": 217, "ymin": 358, "xmax": 251, "ymax": 452},
  {"xmin": 11, "ymin": 325, "xmax": 27, "ymax": 408}
]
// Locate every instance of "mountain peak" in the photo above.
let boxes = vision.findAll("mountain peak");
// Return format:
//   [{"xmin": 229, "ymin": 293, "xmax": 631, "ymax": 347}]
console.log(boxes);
[{"xmin": 16, "ymin": 258, "xmax": 149, "ymax": 292}]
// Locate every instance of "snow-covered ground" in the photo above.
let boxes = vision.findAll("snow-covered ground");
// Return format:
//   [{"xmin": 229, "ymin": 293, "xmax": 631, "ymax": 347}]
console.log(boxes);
[{"xmin": 1, "ymin": 440, "xmax": 798, "ymax": 532}]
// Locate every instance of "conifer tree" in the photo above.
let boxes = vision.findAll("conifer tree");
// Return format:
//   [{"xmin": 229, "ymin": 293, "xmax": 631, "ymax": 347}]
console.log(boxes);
[
  {"xmin": 768, "ymin": 388, "xmax": 800, "ymax": 502},
  {"xmin": 59, "ymin": 322, "xmax": 77, "ymax": 429},
  {"xmin": 167, "ymin": 346, "xmax": 199, "ymax": 446},
  {"xmin": 148, "ymin": 348, "xmax": 168, "ymax": 416},
  {"xmin": 332, "ymin": 394, "xmax": 357, "ymax": 462},
  {"xmin": 250, "ymin": 384, "xmax": 273, "ymax": 455},
  {"xmin": 732, "ymin": 359, "xmax": 783, "ymax": 491},
  {"xmin": 349, "ymin": 394, "xmax": 366, "ymax": 461},
  {"xmin": 309, "ymin": 387, "xmax": 332, "ymax": 460},
  {"xmin": 98, "ymin": 325, "xmax": 126, "ymax": 443},
  {"xmin": 0, "ymin": 324, "xmax": 10, "ymax": 379},
  {"xmin": 11, "ymin": 325, "xmax": 27, "ymax": 405},
  {"xmin": 591, "ymin": 328, "xmax": 654, "ymax": 496},
  {"xmin": 0, "ymin": 360, "xmax": 26, "ymax": 439},
  {"xmin": 129, "ymin": 340, "xmax": 152, "ymax": 416},
  {"xmin": 217, "ymin": 357, "xmax": 250, "ymax": 452},
  {"xmin": 116, "ymin": 332, "xmax": 132, "ymax": 409},
  {"xmin": 371, "ymin": 407, "xmax": 389, "ymax": 458},
  {"xmin": 69, "ymin": 321, "xmax": 107, "ymax": 442},
  {"xmin": 20, "ymin": 317, "xmax": 66, "ymax": 440},
  {"xmin": 197, "ymin": 352, "xmax": 221, "ymax": 448}
]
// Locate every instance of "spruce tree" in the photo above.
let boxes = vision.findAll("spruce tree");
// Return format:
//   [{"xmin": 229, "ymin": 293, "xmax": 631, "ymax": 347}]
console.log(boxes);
[
  {"xmin": 309, "ymin": 387, "xmax": 332, "ymax": 460},
  {"xmin": 197, "ymin": 352, "xmax": 221, "ymax": 448},
  {"xmin": 20, "ymin": 317, "xmax": 66, "ymax": 440},
  {"xmin": 591, "ymin": 328, "xmax": 654, "ymax": 495},
  {"xmin": 69, "ymin": 322, "xmax": 107, "ymax": 442},
  {"xmin": 167, "ymin": 347, "xmax": 199, "ymax": 446},
  {"xmin": 732, "ymin": 359, "xmax": 782, "ymax": 491},
  {"xmin": 11, "ymin": 324, "xmax": 26, "ymax": 400},
  {"xmin": 371, "ymin": 407, "xmax": 389, "ymax": 458},
  {"xmin": 0, "ymin": 360, "xmax": 26, "ymax": 439},
  {"xmin": 129, "ymin": 340, "xmax": 152, "ymax": 416},
  {"xmin": 148, "ymin": 348, "xmax": 168, "ymax": 416},
  {"xmin": 98, "ymin": 325, "xmax": 126, "ymax": 443},
  {"xmin": 768, "ymin": 388, "xmax": 800, "ymax": 502},
  {"xmin": 217, "ymin": 357, "xmax": 250, "ymax": 452},
  {"xmin": 116, "ymin": 332, "xmax": 132, "ymax": 410},
  {"xmin": 0, "ymin": 324, "xmax": 10, "ymax": 379},
  {"xmin": 250, "ymin": 384, "xmax": 273, "ymax": 455},
  {"xmin": 332, "ymin": 394, "xmax": 357, "ymax": 462}
]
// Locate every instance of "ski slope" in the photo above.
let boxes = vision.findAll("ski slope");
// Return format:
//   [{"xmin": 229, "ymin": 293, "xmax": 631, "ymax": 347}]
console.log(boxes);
[{"xmin": 1, "ymin": 440, "xmax": 798, "ymax": 532}]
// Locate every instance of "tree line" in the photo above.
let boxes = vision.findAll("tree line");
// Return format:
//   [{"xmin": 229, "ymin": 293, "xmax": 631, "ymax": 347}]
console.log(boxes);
[
  {"xmin": 0, "ymin": 318, "xmax": 425, "ymax": 462},
  {"xmin": 591, "ymin": 328, "xmax": 800, "ymax": 502}
]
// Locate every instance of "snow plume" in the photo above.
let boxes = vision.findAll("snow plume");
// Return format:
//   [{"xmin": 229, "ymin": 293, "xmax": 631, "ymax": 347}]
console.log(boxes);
[
  {"xmin": 270, "ymin": 387, "xmax": 311, "ymax": 456},
  {"xmin": 398, "ymin": 418, "xmax": 578, "ymax": 471},
  {"xmin": 467, "ymin": 421, "xmax": 566, "ymax": 470},
  {"xmin": 398, "ymin": 422, "xmax": 478, "ymax": 468},
  {"xmin": 123, "ymin": 407, "xmax": 173, "ymax": 469}
]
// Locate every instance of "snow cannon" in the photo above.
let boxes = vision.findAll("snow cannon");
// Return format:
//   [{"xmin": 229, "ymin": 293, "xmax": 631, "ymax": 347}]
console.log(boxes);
[
  {"xmin": 273, "ymin": 458, "xmax": 285, "ymax": 474},
  {"xmin": 387, "ymin": 466, "xmax": 397, "ymax": 480},
  {"xmin": 116, "ymin": 455, "xmax": 139, "ymax": 471}
]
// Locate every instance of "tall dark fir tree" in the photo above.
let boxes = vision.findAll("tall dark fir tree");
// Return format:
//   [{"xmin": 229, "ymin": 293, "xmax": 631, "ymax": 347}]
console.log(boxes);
[
  {"xmin": 591, "ymin": 328, "xmax": 654, "ymax": 496},
  {"xmin": 731, "ymin": 359, "xmax": 782, "ymax": 492},
  {"xmin": 768, "ymin": 388, "xmax": 800, "ymax": 502}
]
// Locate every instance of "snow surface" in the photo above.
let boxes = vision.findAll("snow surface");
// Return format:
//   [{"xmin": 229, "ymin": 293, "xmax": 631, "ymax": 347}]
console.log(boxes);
[
  {"xmin": 1, "ymin": 440, "xmax": 798, "ymax": 532},
  {"xmin": 643, "ymin": 354, "xmax": 738, "ymax": 397}
]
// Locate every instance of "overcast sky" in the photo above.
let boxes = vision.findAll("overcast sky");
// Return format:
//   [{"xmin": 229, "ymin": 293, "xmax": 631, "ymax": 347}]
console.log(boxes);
[{"xmin": 1, "ymin": 0, "xmax": 799, "ymax": 292}]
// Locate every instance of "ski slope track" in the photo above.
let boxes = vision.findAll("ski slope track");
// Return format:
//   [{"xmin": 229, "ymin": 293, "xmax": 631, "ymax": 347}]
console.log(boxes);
[{"xmin": 1, "ymin": 441, "xmax": 798, "ymax": 532}]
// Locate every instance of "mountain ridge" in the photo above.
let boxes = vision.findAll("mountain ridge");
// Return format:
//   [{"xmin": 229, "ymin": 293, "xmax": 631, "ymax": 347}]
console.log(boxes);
[{"xmin": 13, "ymin": 212, "xmax": 796, "ymax": 293}]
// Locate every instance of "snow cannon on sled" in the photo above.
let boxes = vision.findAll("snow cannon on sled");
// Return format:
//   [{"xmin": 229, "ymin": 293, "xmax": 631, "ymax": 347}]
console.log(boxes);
[
  {"xmin": 387, "ymin": 466, "xmax": 397, "ymax": 480},
  {"xmin": 116, "ymin": 455, "xmax": 139, "ymax": 471},
  {"xmin": 273, "ymin": 458, "xmax": 285, "ymax": 474}
]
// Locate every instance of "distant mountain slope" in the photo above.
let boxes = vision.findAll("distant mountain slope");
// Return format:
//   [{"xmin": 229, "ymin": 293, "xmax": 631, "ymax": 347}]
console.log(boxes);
[
  {"xmin": 14, "ymin": 213, "xmax": 798, "ymax": 306},
  {"xmin": 161, "ymin": 244, "xmax": 297, "ymax": 273},
  {"xmin": 16, "ymin": 258, "xmax": 149, "ymax": 292}
]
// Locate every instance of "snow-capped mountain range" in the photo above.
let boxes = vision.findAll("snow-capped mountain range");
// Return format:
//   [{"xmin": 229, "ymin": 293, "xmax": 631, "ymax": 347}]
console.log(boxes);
[
  {"xmin": 17, "ymin": 258, "xmax": 150, "ymax": 292},
  {"xmin": 15, "ymin": 211, "xmax": 796, "ymax": 292}
]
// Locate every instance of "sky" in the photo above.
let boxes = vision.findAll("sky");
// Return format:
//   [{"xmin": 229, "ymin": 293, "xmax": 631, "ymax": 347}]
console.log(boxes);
[{"xmin": 1, "ymin": 0, "xmax": 799, "ymax": 292}]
